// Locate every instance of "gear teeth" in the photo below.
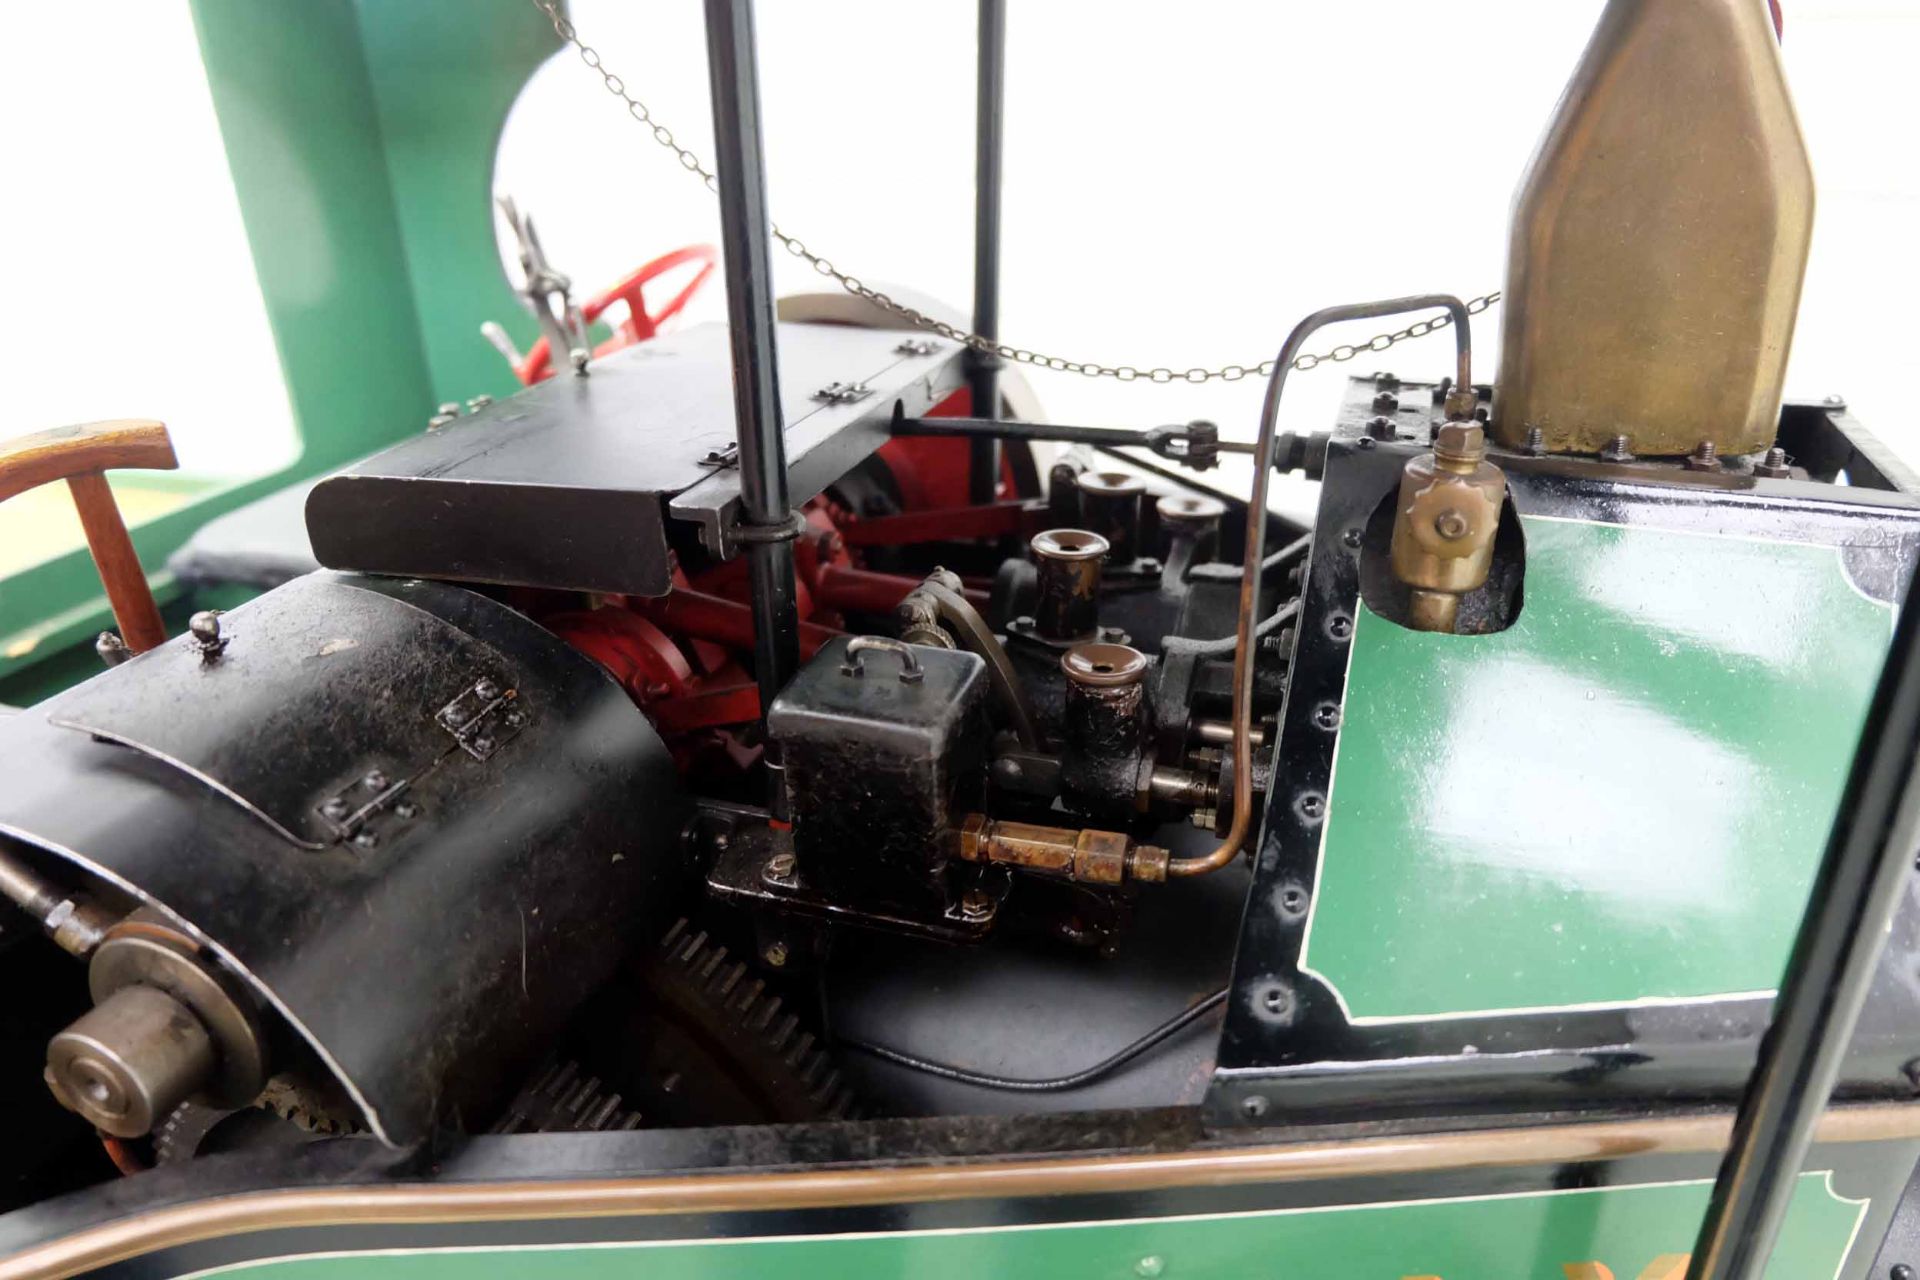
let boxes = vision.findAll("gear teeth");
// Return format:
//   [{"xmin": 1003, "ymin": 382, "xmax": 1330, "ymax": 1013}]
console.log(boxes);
[{"xmin": 641, "ymin": 919, "xmax": 863, "ymax": 1123}]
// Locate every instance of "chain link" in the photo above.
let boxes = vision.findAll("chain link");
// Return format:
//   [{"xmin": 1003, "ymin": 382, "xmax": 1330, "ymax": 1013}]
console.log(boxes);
[{"xmin": 534, "ymin": 0, "xmax": 1501, "ymax": 383}]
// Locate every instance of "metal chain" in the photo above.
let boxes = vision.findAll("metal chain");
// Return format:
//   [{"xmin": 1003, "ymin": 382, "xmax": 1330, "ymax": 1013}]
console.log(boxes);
[{"xmin": 532, "ymin": 0, "xmax": 1501, "ymax": 383}]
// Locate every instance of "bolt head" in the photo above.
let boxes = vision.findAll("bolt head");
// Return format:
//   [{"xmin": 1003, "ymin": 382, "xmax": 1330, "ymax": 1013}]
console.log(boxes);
[
  {"xmin": 470, "ymin": 736, "xmax": 496, "ymax": 755},
  {"xmin": 352, "ymin": 831, "xmax": 379, "ymax": 849},
  {"xmin": 1371, "ymin": 391, "xmax": 1399, "ymax": 413},
  {"xmin": 763, "ymin": 941, "xmax": 789, "ymax": 967},
  {"xmin": 321, "ymin": 798, "xmax": 349, "ymax": 819},
  {"xmin": 362, "ymin": 770, "xmax": 389, "ymax": 792},
  {"xmin": 474, "ymin": 679, "xmax": 501, "ymax": 701},
  {"xmin": 763, "ymin": 853, "xmax": 797, "ymax": 883},
  {"xmin": 1432, "ymin": 509, "xmax": 1470, "ymax": 540},
  {"xmin": 393, "ymin": 801, "xmax": 419, "ymax": 820}
]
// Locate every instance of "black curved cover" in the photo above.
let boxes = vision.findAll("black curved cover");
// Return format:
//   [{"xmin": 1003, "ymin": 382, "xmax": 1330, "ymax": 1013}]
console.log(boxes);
[{"xmin": 0, "ymin": 573, "xmax": 685, "ymax": 1146}]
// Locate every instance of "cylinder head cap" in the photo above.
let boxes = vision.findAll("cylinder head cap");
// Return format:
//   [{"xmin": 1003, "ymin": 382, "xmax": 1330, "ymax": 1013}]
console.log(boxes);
[
  {"xmin": 1062, "ymin": 642, "xmax": 1150, "ymax": 688},
  {"xmin": 1075, "ymin": 471, "xmax": 1147, "ymax": 498},
  {"xmin": 1031, "ymin": 529, "xmax": 1110, "ymax": 563}
]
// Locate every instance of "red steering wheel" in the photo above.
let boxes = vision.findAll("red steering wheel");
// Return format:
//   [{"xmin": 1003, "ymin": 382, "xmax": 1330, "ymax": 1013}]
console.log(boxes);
[{"xmin": 516, "ymin": 243, "xmax": 719, "ymax": 384}]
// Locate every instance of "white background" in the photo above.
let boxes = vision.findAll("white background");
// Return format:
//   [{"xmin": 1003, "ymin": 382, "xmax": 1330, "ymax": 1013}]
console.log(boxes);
[
  {"xmin": 497, "ymin": 0, "xmax": 1920, "ymax": 491},
  {"xmin": 1, "ymin": 0, "xmax": 1915, "ymax": 485}
]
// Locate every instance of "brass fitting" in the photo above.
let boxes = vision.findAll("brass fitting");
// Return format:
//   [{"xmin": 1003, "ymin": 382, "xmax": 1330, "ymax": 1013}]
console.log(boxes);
[
  {"xmin": 955, "ymin": 814, "xmax": 1169, "ymax": 885},
  {"xmin": 1388, "ymin": 421, "xmax": 1507, "ymax": 634}
]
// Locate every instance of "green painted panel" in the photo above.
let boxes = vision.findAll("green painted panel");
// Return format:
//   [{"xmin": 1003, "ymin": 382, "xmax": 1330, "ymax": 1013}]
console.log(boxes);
[
  {"xmin": 353, "ymin": 0, "xmax": 557, "ymax": 407},
  {"xmin": 1303, "ymin": 516, "xmax": 1891, "ymax": 1022},
  {"xmin": 181, "ymin": 1174, "xmax": 1862, "ymax": 1280}
]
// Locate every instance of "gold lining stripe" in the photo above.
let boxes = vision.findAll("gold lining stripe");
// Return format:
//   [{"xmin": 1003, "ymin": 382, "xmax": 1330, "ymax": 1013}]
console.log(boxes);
[{"xmin": 7, "ymin": 1103, "xmax": 1919, "ymax": 1280}]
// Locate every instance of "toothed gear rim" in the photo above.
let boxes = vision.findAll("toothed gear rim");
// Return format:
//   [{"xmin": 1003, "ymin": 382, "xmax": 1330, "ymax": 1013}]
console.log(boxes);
[{"xmin": 586, "ymin": 918, "xmax": 857, "ymax": 1126}]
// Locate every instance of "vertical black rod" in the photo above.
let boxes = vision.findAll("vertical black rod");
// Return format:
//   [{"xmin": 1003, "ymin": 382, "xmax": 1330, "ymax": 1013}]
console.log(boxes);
[
  {"xmin": 703, "ymin": 0, "xmax": 799, "ymax": 815},
  {"xmin": 1686, "ymin": 572, "xmax": 1920, "ymax": 1278},
  {"xmin": 966, "ymin": 0, "xmax": 1007, "ymax": 502}
]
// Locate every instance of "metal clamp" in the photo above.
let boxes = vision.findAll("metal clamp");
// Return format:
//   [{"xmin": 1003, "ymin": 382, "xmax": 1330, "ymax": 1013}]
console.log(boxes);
[
  {"xmin": 729, "ymin": 509, "xmax": 808, "ymax": 544},
  {"xmin": 840, "ymin": 636, "xmax": 924, "ymax": 684}
]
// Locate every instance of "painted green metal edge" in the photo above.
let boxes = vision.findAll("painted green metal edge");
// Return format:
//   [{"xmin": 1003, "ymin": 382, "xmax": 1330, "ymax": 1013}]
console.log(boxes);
[{"xmin": 173, "ymin": 1173, "xmax": 1864, "ymax": 1280}]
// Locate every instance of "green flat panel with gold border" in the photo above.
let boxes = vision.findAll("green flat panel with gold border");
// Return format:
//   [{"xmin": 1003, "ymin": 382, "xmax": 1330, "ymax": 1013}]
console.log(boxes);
[
  {"xmin": 1302, "ymin": 514, "xmax": 1892, "ymax": 1023},
  {"xmin": 162, "ymin": 1173, "xmax": 1864, "ymax": 1280}
]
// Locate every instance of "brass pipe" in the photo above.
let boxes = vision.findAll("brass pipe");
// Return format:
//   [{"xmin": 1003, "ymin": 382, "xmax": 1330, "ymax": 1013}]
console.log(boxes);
[{"xmin": 1166, "ymin": 295, "xmax": 1473, "ymax": 878}]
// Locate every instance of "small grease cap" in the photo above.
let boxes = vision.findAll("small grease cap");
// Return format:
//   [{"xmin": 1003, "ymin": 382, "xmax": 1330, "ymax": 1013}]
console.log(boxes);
[
  {"xmin": 1062, "ymin": 642, "xmax": 1149, "ymax": 688},
  {"xmin": 1031, "ymin": 529, "xmax": 1110, "ymax": 562}
]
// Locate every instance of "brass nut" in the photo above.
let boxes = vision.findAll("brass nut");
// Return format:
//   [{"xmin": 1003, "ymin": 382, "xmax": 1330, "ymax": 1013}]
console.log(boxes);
[{"xmin": 1072, "ymin": 830, "xmax": 1130, "ymax": 885}]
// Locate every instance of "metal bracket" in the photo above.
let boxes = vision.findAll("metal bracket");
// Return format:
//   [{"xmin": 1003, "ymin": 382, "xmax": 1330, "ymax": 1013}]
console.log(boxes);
[
  {"xmin": 315, "ymin": 767, "xmax": 422, "ymax": 849},
  {"xmin": 812, "ymin": 381, "xmax": 873, "ymax": 405},
  {"xmin": 436, "ymin": 676, "xmax": 527, "ymax": 762}
]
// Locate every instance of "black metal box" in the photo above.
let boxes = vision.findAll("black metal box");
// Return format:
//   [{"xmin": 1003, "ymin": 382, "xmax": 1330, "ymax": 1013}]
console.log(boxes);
[{"xmin": 768, "ymin": 637, "xmax": 988, "ymax": 912}]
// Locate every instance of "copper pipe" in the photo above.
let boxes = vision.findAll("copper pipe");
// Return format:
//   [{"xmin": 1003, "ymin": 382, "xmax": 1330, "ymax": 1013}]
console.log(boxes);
[
  {"xmin": 11, "ymin": 1103, "xmax": 1920, "ymax": 1279},
  {"xmin": 1167, "ymin": 295, "xmax": 1472, "ymax": 878}
]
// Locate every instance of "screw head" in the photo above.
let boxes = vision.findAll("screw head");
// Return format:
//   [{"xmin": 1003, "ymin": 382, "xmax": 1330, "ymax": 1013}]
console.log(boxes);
[
  {"xmin": 762, "ymin": 941, "xmax": 789, "ymax": 967},
  {"xmin": 362, "ymin": 770, "xmax": 389, "ymax": 792},
  {"xmin": 1325, "ymin": 613, "xmax": 1353, "ymax": 642},
  {"xmin": 1312, "ymin": 702, "xmax": 1341, "ymax": 731},
  {"xmin": 1341, "ymin": 527, "xmax": 1363, "ymax": 550},
  {"xmin": 1294, "ymin": 791, "xmax": 1327, "ymax": 823},
  {"xmin": 1754, "ymin": 446, "xmax": 1792, "ymax": 479},
  {"xmin": 470, "ymin": 736, "xmax": 496, "ymax": 756},
  {"xmin": 352, "ymin": 831, "xmax": 379, "ymax": 849},
  {"xmin": 474, "ymin": 679, "xmax": 501, "ymax": 701},
  {"xmin": 393, "ymin": 800, "xmax": 419, "ymax": 820},
  {"xmin": 321, "ymin": 798, "xmax": 349, "ymax": 819},
  {"xmin": 1135, "ymin": 1257, "xmax": 1166, "ymax": 1278},
  {"xmin": 763, "ymin": 852, "xmax": 797, "ymax": 883},
  {"xmin": 188, "ymin": 610, "xmax": 223, "ymax": 647},
  {"xmin": 960, "ymin": 889, "xmax": 995, "ymax": 921},
  {"xmin": 1242, "ymin": 1094, "xmax": 1270, "ymax": 1119},
  {"xmin": 1432, "ymin": 509, "xmax": 1470, "ymax": 540}
]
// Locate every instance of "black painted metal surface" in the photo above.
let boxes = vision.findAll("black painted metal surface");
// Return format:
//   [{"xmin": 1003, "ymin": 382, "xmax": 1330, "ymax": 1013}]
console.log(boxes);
[
  {"xmin": 0, "ymin": 573, "xmax": 688, "ymax": 1146},
  {"xmin": 306, "ymin": 322, "xmax": 965, "ymax": 595},
  {"xmin": 772, "ymin": 637, "xmax": 989, "ymax": 914}
]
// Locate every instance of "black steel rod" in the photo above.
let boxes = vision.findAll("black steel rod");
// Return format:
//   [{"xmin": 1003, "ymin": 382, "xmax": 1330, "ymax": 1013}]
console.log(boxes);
[
  {"xmin": 702, "ymin": 0, "xmax": 799, "ymax": 814},
  {"xmin": 895, "ymin": 414, "xmax": 1255, "ymax": 454},
  {"xmin": 1686, "ymin": 569, "xmax": 1920, "ymax": 1277},
  {"xmin": 966, "ymin": 0, "xmax": 1007, "ymax": 502}
]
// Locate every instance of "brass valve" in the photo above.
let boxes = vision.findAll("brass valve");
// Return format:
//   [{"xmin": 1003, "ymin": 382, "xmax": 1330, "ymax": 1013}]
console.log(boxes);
[
  {"xmin": 955, "ymin": 814, "xmax": 1169, "ymax": 885},
  {"xmin": 1388, "ymin": 422, "xmax": 1507, "ymax": 634}
]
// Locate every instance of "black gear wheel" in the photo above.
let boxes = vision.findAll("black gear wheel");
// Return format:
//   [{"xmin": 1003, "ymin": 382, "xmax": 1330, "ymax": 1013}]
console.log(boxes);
[
  {"xmin": 577, "ymin": 919, "xmax": 856, "ymax": 1127},
  {"xmin": 491, "ymin": 1058, "xmax": 642, "ymax": 1134}
]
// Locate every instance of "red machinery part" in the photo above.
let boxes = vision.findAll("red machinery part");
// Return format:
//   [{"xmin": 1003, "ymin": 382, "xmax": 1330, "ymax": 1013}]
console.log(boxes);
[
  {"xmin": 516, "ymin": 245, "xmax": 719, "ymax": 385},
  {"xmin": 550, "ymin": 387, "xmax": 1020, "ymax": 750}
]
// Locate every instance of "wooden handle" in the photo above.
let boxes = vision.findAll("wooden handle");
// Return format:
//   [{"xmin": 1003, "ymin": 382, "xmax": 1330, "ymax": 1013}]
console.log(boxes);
[{"xmin": 0, "ymin": 419, "xmax": 178, "ymax": 653}]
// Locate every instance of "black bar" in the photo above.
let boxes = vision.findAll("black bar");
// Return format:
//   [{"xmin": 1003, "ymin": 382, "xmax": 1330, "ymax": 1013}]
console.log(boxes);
[
  {"xmin": 703, "ymin": 0, "xmax": 799, "ymax": 816},
  {"xmin": 966, "ymin": 0, "xmax": 1007, "ymax": 502},
  {"xmin": 1686, "ymin": 568, "xmax": 1920, "ymax": 1277},
  {"xmin": 894, "ymin": 415, "xmax": 1255, "ymax": 454}
]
